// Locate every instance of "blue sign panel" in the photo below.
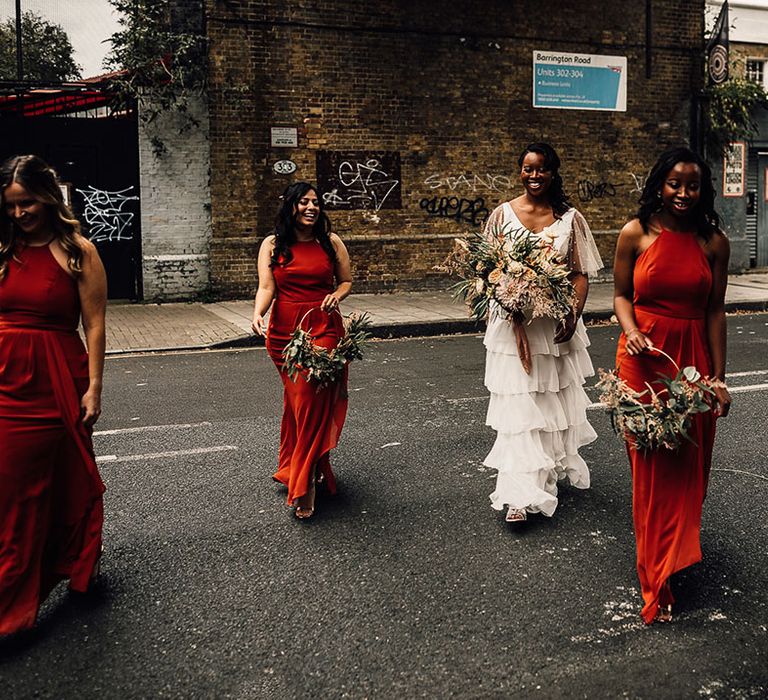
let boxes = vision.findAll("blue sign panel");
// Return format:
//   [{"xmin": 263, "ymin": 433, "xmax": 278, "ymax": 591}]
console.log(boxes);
[{"xmin": 533, "ymin": 51, "xmax": 627, "ymax": 112}]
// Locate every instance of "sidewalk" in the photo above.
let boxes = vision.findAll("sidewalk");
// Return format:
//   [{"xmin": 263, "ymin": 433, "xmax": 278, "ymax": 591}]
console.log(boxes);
[{"xmin": 104, "ymin": 272, "xmax": 768, "ymax": 354}]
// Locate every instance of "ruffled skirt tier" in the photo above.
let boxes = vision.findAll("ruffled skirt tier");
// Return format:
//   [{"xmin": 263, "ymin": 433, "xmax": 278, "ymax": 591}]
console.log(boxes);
[{"xmin": 483, "ymin": 314, "xmax": 597, "ymax": 516}]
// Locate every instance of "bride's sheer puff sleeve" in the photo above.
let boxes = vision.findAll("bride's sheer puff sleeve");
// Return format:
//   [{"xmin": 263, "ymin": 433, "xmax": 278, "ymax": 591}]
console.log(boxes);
[
  {"xmin": 567, "ymin": 209, "xmax": 603, "ymax": 276},
  {"xmin": 482, "ymin": 204, "xmax": 507, "ymax": 241}
]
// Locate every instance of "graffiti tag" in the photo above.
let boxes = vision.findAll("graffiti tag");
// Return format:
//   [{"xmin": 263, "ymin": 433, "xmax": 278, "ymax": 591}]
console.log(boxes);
[
  {"xmin": 424, "ymin": 173, "xmax": 512, "ymax": 193},
  {"xmin": 76, "ymin": 186, "xmax": 139, "ymax": 242},
  {"xmin": 628, "ymin": 173, "xmax": 647, "ymax": 194},
  {"xmin": 577, "ymin": 179, "xmax": 618, "ymax": 203},
  {"xmin": 419, "ymin": 196, "xmax": 489, "ymax": 226},
  {"xmin": 322, "ymin": 159, "xmax": 400, "ymax": 211}
]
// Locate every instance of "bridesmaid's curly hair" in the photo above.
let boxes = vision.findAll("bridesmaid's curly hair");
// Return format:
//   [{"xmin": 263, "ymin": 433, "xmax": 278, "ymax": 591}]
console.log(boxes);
[
  {"xmin": 271, "ymin": 182, "xmax": 336, "ymax": 267},
  {"xmin": 0, "ymin": 155, "xmax": 84, "ymax": 280},
  {"xmin": 637, "ymin": 146, "xmax": 720, "ymax": 240},
  {"xmin": 518, "ymin": 142, "xmax": 572, "ymax": 217}
]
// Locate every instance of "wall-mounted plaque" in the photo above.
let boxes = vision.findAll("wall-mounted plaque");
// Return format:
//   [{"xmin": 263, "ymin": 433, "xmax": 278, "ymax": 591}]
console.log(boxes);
[{"xmin": 270, "ymin": 127, "xmax": 298, "ymax": 148}]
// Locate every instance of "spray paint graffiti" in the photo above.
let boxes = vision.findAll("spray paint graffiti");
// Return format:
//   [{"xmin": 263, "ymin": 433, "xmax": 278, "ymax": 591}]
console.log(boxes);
[
  {"xmin": 577, "ymin": 179, "xmax": 618, "ymax": 202},
  {"xmin": 419, "ymin": 195, "xmax": 489, "ymax": 226},
  {"xmin": 76, "ymin": 186, "xmax": 139, "ymax": 242},
  {"xmin": 317, "ymin": 151, "xmax": 402, "ymax": 211},
  {"xmin": 423, "ymin": 173, "xmax": 511, "ymax": 193},
  {"xmin": 628, "ymin": 173, "xmax": 647, "ymax": 194}
]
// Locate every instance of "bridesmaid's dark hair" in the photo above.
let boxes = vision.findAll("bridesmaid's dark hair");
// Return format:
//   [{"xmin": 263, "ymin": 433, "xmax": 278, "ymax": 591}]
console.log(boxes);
[
  {"xmin": 637, "ymin": 146, "xmax": 720, "ymax": 240},
  {"xmin": 271, "ymin": 182, "xmax": 335, "ymax": 267},
  {"xmin": 0, "ymin": 155, "xmax": 84, "ymax": 280},
  {"xmin": 518, "ymin": 142, "xmax": 572, "ymax": 217}
]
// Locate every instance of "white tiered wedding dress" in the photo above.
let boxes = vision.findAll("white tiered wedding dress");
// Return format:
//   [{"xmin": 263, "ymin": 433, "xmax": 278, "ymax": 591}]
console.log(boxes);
[{"xmin": 482, "ymin": 202, "xmax": 603, "ymax": 517}]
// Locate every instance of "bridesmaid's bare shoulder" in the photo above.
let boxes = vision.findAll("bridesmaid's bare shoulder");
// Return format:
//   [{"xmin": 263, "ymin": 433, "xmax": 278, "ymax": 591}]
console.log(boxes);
[
  {"xmin": 329, "ymin": 232, "xmax": 348, "ymax": 254},
  {"xmin": 259, "ymin": 234, "xmax": 276, "ymax": 252},
  {"xmin": 616, "ymin": 218, "xmax": 646, "ymax": 248},
  {"xmin": 72, "ymin": 233, "xmax": 98, "ymax": 256},
  {"xmin": 708, "ymin": 228, "xmax": 730, "ymax": 260}
]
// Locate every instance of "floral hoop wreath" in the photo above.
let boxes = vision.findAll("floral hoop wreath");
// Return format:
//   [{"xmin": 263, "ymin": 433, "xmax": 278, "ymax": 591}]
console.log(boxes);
[
  {"xmin": 282, "ymin": 307, "xmax": 372, "ymax": 388},
  {"xmin": 597, "ymin": 344, "xmax": 726, "ymax": 452}
]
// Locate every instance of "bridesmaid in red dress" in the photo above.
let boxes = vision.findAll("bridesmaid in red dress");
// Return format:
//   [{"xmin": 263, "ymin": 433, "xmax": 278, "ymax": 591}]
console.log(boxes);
[
  {"xmin": 252, "ymin": 182, "xmax": 352, "ymax": 519},
  {"xmin": 0, "ymin": 155, "xmax": 107, "ymax": 635},
  {"xmin": 613, "ymin": 146, "xmax": 731, "ymax": 624}
]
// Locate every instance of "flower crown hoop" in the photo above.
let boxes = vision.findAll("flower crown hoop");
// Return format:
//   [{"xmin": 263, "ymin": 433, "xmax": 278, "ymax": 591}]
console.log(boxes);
[
  {"xmin": 597, "ymin": 344, "xmax": 725, "ymax": 452},
  {"xmin": 282, "ymin": 307, "xmax": 372, "ymax": 388}
]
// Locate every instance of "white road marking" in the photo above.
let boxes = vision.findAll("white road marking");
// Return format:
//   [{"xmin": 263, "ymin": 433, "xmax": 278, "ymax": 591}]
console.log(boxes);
[
  {"xmin": 380, "ymin": 442, "xmax": 402, "ymax": 448},
  {"xmin": 96, "ymin": 445, "xmax": 237, "ymax": 464},
  {"xmin": 728, "ymin": 382, "xmax": 768, "ymax": 394},
  {"xmin": 711, "ymin": 468, "xmax": 768, "ymax": 482},
  {"xmin": 94, "ymin": 421, "xmax": 212, "ymax": 436},
  {"xmin": 449, "ymin": 372, "xmax": 768, "ymax": 410},
  {"xmin": 727, "ymin": 369, "xmax": 768, "ymax": 378}
]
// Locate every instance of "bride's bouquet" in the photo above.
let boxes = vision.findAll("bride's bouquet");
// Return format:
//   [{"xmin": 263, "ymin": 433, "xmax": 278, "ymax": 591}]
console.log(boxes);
[
  {"xmin": 439, "ymin": 225, "xmax": 576, "ymax": 324},
  {"xmin": 596, "ymin": 356, "xmax": 723, "ymax": 451}
]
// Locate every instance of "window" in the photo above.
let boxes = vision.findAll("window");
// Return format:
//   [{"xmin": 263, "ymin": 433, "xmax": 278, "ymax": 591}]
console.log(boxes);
[{"xmin": 746, "ymin": 59, "xmax": 767, "ymax": 88}]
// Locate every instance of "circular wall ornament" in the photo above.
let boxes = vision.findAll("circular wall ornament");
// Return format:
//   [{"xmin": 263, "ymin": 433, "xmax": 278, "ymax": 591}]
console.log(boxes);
[
  {"xmin": 273, "ymin": 160, "xmax": 297, "ymax": 175},
  {"xmin": 709, "ymin": 45, "xmax": 728, "ymax": 84}
]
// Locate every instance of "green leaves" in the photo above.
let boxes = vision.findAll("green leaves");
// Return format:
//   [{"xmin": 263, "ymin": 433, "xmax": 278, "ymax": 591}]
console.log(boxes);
[
  {"xmin": 0, "ymin": 11, "xmax": 81, "ymax": 82},
  {"xmin": 597, "ymin": 366, "xmax": 718, "ymax": 452},
  {"xmin": 105, "ymin": 0, "xmax": 208, "ymax": 130},
  {"xmin": 282, "ymin": 313, "xmax": 373, "ymax": 390},
  {"xmin": 704, "ymin": 77, "xmax": 768, "ymax": 157}
]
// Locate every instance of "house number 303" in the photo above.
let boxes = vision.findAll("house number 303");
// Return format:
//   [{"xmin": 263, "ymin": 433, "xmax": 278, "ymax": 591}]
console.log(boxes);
[{"xmin": 273, "ymin": 160, "xmax": 297, "ymax": 175}]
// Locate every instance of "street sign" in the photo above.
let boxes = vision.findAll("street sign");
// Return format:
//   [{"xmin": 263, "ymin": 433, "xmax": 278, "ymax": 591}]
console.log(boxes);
[
  {"xmin": 723, "ymin": 142, "xmax": 745, "ymax": 197},
  {"xmin": 532, "ymin": 51, "xmax": 627, "ymax": 112}
]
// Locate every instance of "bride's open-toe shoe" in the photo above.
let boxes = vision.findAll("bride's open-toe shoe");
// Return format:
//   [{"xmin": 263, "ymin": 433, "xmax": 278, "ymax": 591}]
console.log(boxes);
[
  {"xmin": 505, "ymin": 507, "xmax": 527, "ymax": 523},
  {"xmin": 295, "ymin": 505, "xmax": 314, "ymax": 519}
]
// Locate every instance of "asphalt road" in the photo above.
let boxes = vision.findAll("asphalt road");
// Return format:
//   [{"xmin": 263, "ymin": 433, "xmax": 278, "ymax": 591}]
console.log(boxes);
[{"xmin": 1, "ymin": 315, "xmax": 767, "ymax": 699}]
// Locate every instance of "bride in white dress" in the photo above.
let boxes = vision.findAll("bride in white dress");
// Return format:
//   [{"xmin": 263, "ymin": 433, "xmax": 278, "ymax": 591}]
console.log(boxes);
[{"xmin": 483, "ymin": 143, "xmax": 603, "ymax": 522}]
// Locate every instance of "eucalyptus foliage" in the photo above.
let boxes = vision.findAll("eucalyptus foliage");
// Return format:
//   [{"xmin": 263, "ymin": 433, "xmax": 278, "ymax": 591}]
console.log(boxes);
[
  {"xmin": 283, "ymin": 313, "xmax": 373, "ymax": 389},
  {"xmin": 597, "ymin": 365, "xmax": 719, "ymax": 452},
  {"xmin": 105, "ymin": 0, "xmax": 208, "ymax": 127}
]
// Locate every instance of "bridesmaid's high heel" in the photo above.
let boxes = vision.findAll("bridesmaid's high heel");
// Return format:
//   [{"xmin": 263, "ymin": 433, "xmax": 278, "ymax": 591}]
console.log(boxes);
[
  {"xmin": 294, "ymin": 480, "xmax": 316, "ymax": 520},
  {"xmin": 654, "ymin": 604, "xmax": 673, "ymax": 623}
]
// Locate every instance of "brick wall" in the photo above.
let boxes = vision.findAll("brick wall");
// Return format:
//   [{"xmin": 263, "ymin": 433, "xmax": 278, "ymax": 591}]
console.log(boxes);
[
  {"xmin": 205, "ymin": 0, "xmax": 705, "ymax": 297},
  {"xmin": 138, "ymin": 94, "xmax": 213, "ymax": 301}
]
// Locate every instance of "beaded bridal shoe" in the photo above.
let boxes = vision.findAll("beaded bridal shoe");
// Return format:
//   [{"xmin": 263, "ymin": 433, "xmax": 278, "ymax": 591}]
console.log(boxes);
[{"xmin": 505, "ymin": 507, "xmax": 527, "ymax": 523}]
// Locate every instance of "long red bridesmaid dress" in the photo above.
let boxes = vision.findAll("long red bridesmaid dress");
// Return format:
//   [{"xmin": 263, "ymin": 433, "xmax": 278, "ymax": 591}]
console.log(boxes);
[
  {"xmin": 266, "ymin": 240, "xmax": 348, "ymax": 504},
  {"xmin": 0, "ymin": 243, "xmax": 104, "ymax": 635},
  {"xmin": 616, "ymin": 227, "xmax": 716, "ymax": 624}
]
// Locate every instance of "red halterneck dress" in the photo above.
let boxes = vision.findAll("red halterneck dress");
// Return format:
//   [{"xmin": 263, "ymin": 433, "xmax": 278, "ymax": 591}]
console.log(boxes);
[
  {"xmin": 616, "ymin": 228, "xmax": 716, "ymax": 624},
  {"xmin": 266, "ymin": 240, "xmax": 347, "ymax": 504},
  {"xmin": 0, "ymin": 243, "xmax": 104, "ymax": 635}
]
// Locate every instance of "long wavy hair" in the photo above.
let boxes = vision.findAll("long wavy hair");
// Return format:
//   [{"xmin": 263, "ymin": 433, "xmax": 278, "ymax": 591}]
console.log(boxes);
[
  {"xmin": 0, "ymin": 155, "xmax": 84, "ymax": 280},
  {"xmin": 518, "ymin": 142, "xmax": 572, "ymax": 217},
  {"xmin": 637, "ymin": 146, "xmax": 720, "ymax": 240},
  {"xmin": 271, "ymin": 182, "xmax": 335, "ymax": 267}
]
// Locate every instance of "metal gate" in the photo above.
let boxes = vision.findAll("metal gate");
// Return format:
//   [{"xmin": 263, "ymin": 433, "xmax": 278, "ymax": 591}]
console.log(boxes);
[
  {"xmin": 0, "ymin": 111, "xmax": 142, "ymax": 299},
  {"xmin": 747, "ymin": 148, "xmax": 768, "ymax": 268}
]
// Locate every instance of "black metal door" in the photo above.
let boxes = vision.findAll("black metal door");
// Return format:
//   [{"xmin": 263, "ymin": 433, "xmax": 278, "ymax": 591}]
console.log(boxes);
[{"xmin": 0, "ymin": 113, "xmax": 142, "ymax": 299}]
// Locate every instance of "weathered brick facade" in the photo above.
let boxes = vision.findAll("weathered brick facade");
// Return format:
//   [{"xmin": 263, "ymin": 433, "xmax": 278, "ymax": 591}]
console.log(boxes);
[{"xmin": 205, "ymin": 0, "xmax": 705, "ymax": 297}]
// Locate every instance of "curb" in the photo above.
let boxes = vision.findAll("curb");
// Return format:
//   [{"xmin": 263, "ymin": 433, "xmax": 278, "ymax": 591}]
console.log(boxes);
[{"xmin": 105, "ymin": 301, "xmax": 768, "ymax": 355}]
